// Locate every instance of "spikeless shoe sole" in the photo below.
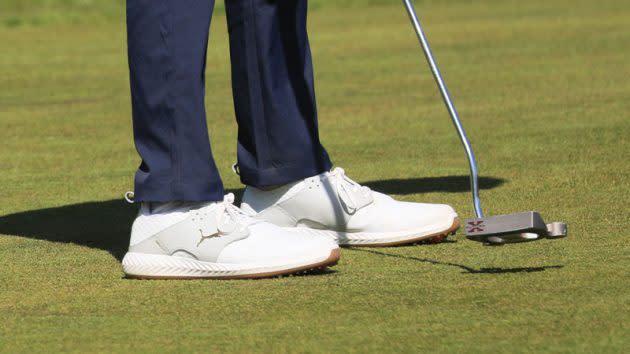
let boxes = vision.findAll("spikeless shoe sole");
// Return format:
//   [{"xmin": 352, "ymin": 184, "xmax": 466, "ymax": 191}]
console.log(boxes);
[{"xmin": 122, "ymin": 248, "xmax": 340, "ymax": 280}]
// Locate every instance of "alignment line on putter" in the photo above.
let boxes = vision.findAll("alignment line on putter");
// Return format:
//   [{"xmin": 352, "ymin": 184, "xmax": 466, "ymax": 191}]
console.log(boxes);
[{"xmin": 402, "ymin": 0, "xmax": 567, "ymax": 245}]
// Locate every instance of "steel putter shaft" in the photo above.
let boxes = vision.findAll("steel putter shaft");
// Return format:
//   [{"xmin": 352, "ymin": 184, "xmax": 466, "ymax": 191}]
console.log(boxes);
[{"xmin": 402, "ymin": 0, "xmax": 567, "ymax": 245}]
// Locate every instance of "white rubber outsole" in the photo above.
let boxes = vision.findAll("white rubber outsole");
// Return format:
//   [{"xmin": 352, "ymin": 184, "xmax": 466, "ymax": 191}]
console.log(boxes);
[
  {"xmin": 121, "ymin": 248, "xmax": 340, "ymax": 279},
  {"xmin": 283, "ymin": 217, "xmax": 460, "ymax": 247}
]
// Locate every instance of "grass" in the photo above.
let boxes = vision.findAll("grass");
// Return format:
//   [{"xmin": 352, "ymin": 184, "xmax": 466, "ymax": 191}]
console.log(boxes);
[{"xmin": 1, "ymin": 0, "xmax": 629, "ymax": 352}]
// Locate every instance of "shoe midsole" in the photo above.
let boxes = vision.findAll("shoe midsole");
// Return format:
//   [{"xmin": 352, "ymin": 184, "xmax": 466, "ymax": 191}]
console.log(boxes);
[{"xmin": 122, "ymin": 250, "xmax": 334, "ymax": 278}]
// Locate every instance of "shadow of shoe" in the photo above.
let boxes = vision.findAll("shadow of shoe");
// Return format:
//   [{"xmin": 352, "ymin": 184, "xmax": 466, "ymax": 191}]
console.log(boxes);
[
  {"xmin": 361, "ymin": 176, "xmax": 505, "ymax": 195},
  {"xmin": 349, "ymin": 248, "xmax": 563, "ymax": 274},
  {"xmin": 291, "ymin": 268, "xmax": 338, "ymax": 278},
  {"xmin": 0, "ymin": 199, "xmax": 135, "ymax": 261}
]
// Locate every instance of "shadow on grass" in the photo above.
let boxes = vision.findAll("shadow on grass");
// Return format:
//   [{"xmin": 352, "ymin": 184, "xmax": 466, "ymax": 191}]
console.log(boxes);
[
  {"xmin": 0, "ymin": 175, "xmax": 505, "ymax": 262},
  {"xmin": 362, "ymin": 176, "xmax": 504, "ymax": 195},
  {"xmin": 350, "ymin": 249, "xmax": 563, "ymax": 274},
  {"xmin": 0, "ymin": 199, "xmax": 135, "ymax": 261}
]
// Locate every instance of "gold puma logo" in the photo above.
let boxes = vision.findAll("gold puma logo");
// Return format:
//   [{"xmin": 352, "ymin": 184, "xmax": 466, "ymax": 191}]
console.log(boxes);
[{"xmin": 197, "ymin": 229, "xmax": 223, "ymax": 246}]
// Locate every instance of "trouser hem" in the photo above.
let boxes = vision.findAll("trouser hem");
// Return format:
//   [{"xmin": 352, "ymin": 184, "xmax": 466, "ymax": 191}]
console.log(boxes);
[
  {"xmin": 133, "ymin": 179, "xmax": 225, "ymax": 203},
  {"xmin": 239, "ymin": 160, "xmax": 333, "ymax": 188}
]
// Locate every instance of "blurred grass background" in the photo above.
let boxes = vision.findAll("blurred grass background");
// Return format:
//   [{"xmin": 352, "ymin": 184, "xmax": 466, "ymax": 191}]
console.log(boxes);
[
  {"xmin": 1, "ymin": 0, "xmax": 629, "ymax": 352},
  {"xmin": 0, "ymin": 0, "xmax": 124, "ymax": 27}
]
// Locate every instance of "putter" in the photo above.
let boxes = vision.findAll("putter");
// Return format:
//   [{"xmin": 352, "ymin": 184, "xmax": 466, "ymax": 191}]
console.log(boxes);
[{"xmin": 402, "ymin": 0, "xmax": 567, "ymax": 245}]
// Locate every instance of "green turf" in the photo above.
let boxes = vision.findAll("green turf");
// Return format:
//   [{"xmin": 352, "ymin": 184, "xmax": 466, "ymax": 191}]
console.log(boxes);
[{"xmin": 1, "ymin": 0, "xmax": 629, "ymax": 352}]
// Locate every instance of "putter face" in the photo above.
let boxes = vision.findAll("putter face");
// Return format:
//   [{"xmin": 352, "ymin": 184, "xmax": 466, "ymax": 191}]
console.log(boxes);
[{"xmin": 464, "ymin": 211, "xmax": 548, "ymax": 243}]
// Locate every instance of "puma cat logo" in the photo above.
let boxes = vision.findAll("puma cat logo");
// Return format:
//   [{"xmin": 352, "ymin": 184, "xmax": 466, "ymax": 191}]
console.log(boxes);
[{"xmin": 197, "ymin": 229, "xmax": 224, "ymax": 246}]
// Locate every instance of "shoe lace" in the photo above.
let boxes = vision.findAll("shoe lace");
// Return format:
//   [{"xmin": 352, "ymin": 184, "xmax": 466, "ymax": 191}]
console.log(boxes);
[
  {"xmin": 213, "ymin": 193, "xmax": 258, "ymax": 233},
  {"xmin": 328, "ymin": 167, "xmax": 373, "ymax": 213}
]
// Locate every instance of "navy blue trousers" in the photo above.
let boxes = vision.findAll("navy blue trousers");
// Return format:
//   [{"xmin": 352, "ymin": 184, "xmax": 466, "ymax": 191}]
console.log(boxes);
[{"xmin": 127, "ymin": 0, "xmax": 331, "ymax": 202}]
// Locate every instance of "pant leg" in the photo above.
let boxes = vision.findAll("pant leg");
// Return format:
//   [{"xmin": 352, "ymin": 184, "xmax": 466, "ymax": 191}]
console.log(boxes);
[
  {"xmin": 225, "ymin": 0, "xmax": 332, "ymax": 188},
  {"xmin": 126, "ymin": 0, "xmax": 224, "ymax": 202}
]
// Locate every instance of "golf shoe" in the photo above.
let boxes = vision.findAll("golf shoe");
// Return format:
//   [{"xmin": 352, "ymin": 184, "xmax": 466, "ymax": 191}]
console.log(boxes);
[
  {"xmin": 122, "ymin": 194, "xmax": 340, "ymax": 279},
  {"xmin": 241, "ymin": 168, "xmax": 459, "ymax": 247}
]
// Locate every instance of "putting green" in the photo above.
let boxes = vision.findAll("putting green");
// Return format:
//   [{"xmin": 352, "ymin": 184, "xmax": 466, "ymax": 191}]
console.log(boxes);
[{"xmin": 0, "ymin": 0, "xmax": 628, "ymax": 352}]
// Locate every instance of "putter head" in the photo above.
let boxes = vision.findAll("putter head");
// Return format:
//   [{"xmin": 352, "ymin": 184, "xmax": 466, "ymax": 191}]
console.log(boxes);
[{"xmin": 464, "ymin": 211, "xmax": 567, "ymax": 246}]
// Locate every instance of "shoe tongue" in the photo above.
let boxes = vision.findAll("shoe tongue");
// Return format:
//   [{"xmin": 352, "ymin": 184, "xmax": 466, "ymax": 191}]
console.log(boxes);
[
  {"xmin": 328, "ymin": 169, "xmax": 373, "ymax": 213},
  {"xmin": 337, "ymin": 183, "xmax": 374, "ymax": 214}
]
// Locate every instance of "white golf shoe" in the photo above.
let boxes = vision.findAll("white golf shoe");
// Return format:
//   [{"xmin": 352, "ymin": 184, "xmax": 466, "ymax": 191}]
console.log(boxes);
[
  {"xmin": 122, "ymin": 193, "xmax": 340, "ymax": 279},
  {"xmin": 241, "ymin": 168, "xmax": 460, "ymax": 247}
]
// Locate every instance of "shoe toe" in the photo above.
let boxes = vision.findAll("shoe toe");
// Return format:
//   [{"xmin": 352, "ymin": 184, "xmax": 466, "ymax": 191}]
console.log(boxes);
[
  {"xmin": 398, "ymin": 202, "xmax": 457, "ymax": 230},
  {"xmin": 350, "ymin": 199, "xmax": 457, "ymax": 233}
]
